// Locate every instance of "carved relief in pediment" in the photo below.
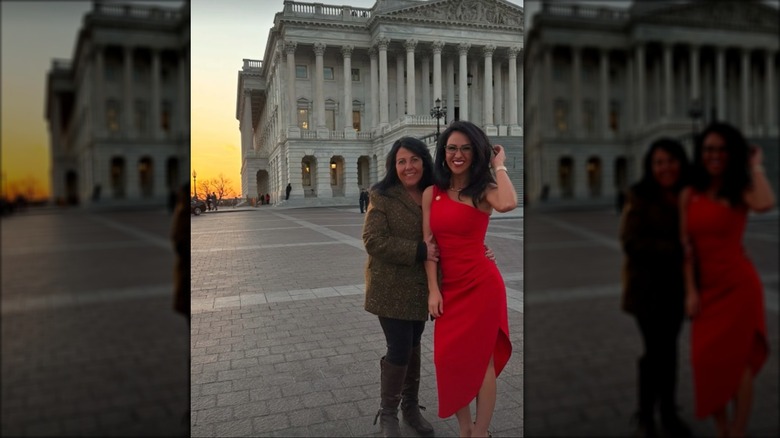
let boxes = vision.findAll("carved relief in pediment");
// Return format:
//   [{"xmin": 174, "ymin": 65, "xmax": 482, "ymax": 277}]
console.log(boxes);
[
  {"xmin": 387, "ymin": 0, "xmax": 523, "ymax": 29},
  {"xmin": 645, "ymin": 2, "xmax": 778, "ymax": 29}
]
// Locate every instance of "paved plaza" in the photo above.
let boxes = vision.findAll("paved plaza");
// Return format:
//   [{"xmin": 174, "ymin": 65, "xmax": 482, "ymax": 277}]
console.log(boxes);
[
  {"xmin": 0, "ymin": 207, "xmax": 189, "ymax": 436},
  {"xmin": 190, "ymin": 206, "xmax": 524, "ymax": 437},
  {"xmin": 524, "ymin": 208, "xmax": 779, "ymax": 437}
]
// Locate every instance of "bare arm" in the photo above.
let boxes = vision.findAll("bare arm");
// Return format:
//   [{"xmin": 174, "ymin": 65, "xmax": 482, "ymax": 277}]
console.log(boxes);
[
  {"xmin": 484, "ymin": 145, "xmax": 518, "ymax": 213},
  {"xmin": 422, "ymin": 186, "xmax": 443, "ymax": 318},
  {"xmin": 743, "ymin": 146, "xmax": 776, "ymax": 213},
  {"xmin": 680, "ymin": 187, "xmax": 699, "ymax": 318}
]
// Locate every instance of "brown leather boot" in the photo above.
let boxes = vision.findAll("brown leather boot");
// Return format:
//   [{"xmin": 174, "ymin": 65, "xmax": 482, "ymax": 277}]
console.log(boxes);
[
  {"xmin": 401, "ymin": 346, "xmax": 434, "ymax": 435},
  {"xmin": 373, "ymin": 356, "xmax": 406, "ymax": 437}
]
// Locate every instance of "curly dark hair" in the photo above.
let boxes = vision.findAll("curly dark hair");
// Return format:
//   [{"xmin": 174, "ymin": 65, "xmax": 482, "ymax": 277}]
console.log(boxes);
[
  {"xmin": 690, "ymin": 122, "xmax": 751, "ymax": 207},
  {"xmin": 433, "ymin": 120, "xmax": 496, "ymax": 207},
  {"xmin": 372, "ymin": 136, "xmax": 434, "ymax": 195},
  {"xmin": 632, "ymin": 137, "xmax": 690, "ymax": 200}
]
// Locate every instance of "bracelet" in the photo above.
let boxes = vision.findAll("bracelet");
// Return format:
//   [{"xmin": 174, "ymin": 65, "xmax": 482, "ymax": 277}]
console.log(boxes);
[{"xmin": 494, "ymin": 165, "xmax": 508, "ymax": 173}]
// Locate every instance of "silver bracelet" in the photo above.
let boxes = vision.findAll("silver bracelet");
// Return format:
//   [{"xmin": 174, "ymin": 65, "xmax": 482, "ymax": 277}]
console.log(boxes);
[{"xmin": 494, "ymin": 165, "xmax": 508, "ymax": 173}]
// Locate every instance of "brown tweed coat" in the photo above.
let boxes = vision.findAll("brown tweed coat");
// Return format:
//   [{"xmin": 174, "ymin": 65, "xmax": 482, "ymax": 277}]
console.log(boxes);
[
  {"xmin": 363, "ymin": 184, "xmax": 429, "ymax": 321},
  {"xmin": 619, "ymin": 188, "xmax": 685, "ymax": 317}
]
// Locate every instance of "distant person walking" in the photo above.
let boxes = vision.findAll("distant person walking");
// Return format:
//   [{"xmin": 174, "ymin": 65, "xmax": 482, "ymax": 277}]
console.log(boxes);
[
  {"xmin": 211, "ymin": 192, "xmax": 218, "ymax": 211},
  {"xmin": 265, "ymin": 193, "xmax": 270, "ymax": 205},
  {"xmin": 286, "ymin": 183, "xmax": 292, "ymax": 200},
  {"xmin": 620, "ymin": 138, "xmax": 692, "ymax": 437},
  {"xmin": 359, "ymin": 188, "xmax": 369, "ymax": 213}
]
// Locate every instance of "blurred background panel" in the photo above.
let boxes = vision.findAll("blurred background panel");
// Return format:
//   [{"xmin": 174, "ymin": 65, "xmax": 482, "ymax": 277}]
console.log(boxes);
[
  {"xmin": 523, "ymin": 0, "xmax": 778, "ymax": 436},
  {"xmin": 1, "ymin": 1, "xmax": 190, "ymax": 436}
]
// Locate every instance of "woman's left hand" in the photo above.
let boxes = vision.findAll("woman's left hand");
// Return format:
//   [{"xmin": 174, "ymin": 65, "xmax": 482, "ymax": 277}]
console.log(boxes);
[
  {"xmin": 490, "ymin": 145, "xmax": 506, "ymax": 168},
  {"xmin": 484, "ymin": 245, "xmax": 496, "ymax": 262}
]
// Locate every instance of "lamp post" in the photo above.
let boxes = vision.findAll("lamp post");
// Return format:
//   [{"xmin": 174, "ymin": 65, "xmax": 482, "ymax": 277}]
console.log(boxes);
[
  {"xmin": 688, "ymin": 98, "xmax": 703, "ymax": 144},
  {"xmin": 192, "ymin": 170, "xmax": 197, "ymax": 199},
  {"xmin": 430, "ymin": 98, "xmax": 447, "ymax": 142}
]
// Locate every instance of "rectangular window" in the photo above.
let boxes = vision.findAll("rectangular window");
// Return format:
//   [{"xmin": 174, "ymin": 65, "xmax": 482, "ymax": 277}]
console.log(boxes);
[
  {"xmin": 351, "ymin": 68, "xmax": 360, "ymax": 81},
  {"xmin": 298, "ymin": 109, "xmax": 309, "ymax": 130},
  {"xmin": 610, "ymin": 100, "xmax": 620, "ymax": 132},
  {"xmin": 106, "ymin": 100, "xmax": 120, "ymax": 132},
  {"xmin": 161, "ymin": 101, "xmax": 171, "ymax": 132},
  {"xmin": 134, "ymin": 100, "xmax": 148, "ymax": 135},
  {"xmin": 352, "ymin": 111, "xmax": 361, "ymax": 131},
  {"xmin": 296, "ymin": 65, "xmax": 308, "ymax": 79},
  {"xmin": 325, "ymin": 109, "xmax": 335, "ymax": 131},
  {"xmin": 583, "ymin": 100, "xmax": 595, "ymax": 134},
  {"xmin": 554, "ymin": 99, "xmax": 568, "ymax": 132},
  {"xmin": 324, "ymin": 67, "xmax": 334, "ymax": 81}
]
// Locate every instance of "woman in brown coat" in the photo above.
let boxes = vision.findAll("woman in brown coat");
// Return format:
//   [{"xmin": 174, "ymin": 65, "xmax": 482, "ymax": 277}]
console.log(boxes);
[
  {"xmin": 364, "ymin": 137, "xmax": 438, "ymax": 437},
  {"xmin": 620, "ymin": 138, "xmax": 692, "ymax": 438}
]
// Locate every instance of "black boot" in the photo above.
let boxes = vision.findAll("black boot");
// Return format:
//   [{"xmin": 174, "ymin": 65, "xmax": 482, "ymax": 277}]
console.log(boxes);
[
  {"xmin": 401, "ymin": 346, "xmax": 434, "ymax": 436},
  {"xmin": 634, "ymin": 357, "xmax": 657, "ymax": 438},
  {"xmin": 373, "ymin": 357, "xmax": 406, "ymax": 437}
]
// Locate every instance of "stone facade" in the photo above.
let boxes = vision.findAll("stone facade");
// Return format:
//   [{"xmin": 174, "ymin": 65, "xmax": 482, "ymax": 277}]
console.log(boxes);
[
  {"xmin": 525, "ymin": 0, "xmax": 779, "ymax": 206},
  {"xmin": 46, "ymin": 1, "xmax": 190, "ymax": 206},
  {"xmin": 236, "ymin": 0, "xmax": 524, "ymax": 206}
]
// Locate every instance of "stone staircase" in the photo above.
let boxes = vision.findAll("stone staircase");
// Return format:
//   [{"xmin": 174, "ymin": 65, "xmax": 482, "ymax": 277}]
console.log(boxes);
[{"xmin": 494, "ymin": 135, "xmax": 523, "ymax": 206}]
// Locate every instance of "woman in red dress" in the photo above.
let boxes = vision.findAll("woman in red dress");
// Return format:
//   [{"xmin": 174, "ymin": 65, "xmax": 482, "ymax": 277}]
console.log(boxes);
[
  {"xmin": 422, "ymin": 121, "xmax": 517, "ymax": 437},
  {"xmin": 681, "ymin": 122, "xmax": 775, "ymax": 437}
]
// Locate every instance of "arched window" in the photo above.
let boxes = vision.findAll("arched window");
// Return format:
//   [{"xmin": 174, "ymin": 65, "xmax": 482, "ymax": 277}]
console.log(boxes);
[{"xmin": 587, "ymin": 156, "xmax": 602, "ymax": 197}]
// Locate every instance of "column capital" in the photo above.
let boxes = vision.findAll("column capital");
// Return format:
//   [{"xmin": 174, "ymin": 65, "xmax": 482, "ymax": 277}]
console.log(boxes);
[
  {"xmin": 483, "ymin": 44, "xmax": 496, "ymax": 58},
  {"xmin": 243, "ymin": 89, "xmax": 252, "ymax": 97},
  {"xmin": 507, "ymin": 45, "xmax": 521, "ymax": 58},
  {"xmin": 313, "ymin": 42, "xmax": 326, "ymax": 56},
  {"xmin": 341, "ymin": 45, "xmax": 354, "ymax": 58},
  {"xmin": 432, "ymin": 41, "xmax": 445, "ymax": 54},
  {"xmin": 376, "ymin": 37, "xmax": 390, "ymax": 50},
  {"xmin": 284, "ymin": 41, "xmax": 297, "ymax": 55},
  {"xmin": 368, "ymin": 46, "xmax": 377, "ymax": 59},
  {"xmin": 404, "ymin": 39, "xmax": 417, "ymax": 52},
  {"xmin": 458, "ymin": 42, "xmax": 471, "ymax": 56}
]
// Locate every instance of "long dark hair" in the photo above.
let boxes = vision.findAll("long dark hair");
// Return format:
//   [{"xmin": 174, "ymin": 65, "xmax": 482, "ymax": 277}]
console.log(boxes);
[
  {"xmin": 433, "ymin": 120, "xmax": 495, "ymax": 207},
  {"xmin": 691, "ymin": 121, "xmax": 750, "ymax": 207},
  {"xmin": 372, "ymin": 136, "xmax": 434, "ymax": 195},
  {"xmin": 632, "ymin": 137, "xmax": 690, "ymax": 200}
]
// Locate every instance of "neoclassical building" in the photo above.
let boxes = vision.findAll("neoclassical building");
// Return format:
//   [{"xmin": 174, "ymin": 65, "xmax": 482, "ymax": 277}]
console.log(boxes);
[
  {"xmin": 237, "ymin": 0, "xmax": 523, "ymax": 206},
  {"xmin": 524, "ymin": 0, "xmax": 779, "ymax": 206},
  {"xmin": 46, "ymin": 1, "xmax": 190, "ymax": 206}
]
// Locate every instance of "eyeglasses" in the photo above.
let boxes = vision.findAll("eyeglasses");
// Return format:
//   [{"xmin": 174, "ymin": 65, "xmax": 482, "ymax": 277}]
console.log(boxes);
[{"xmin": 445, "ymin": 145, "xmax": 473, "ymax": 155}]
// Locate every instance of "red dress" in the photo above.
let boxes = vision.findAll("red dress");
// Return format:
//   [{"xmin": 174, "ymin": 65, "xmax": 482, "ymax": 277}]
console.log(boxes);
[
  {"xmin": 686, "ymin": 192, "xmax": 769, "ymax": 419},
  {"xmin": 429, "ymin": 186, "xmax": 512, "ymax": 418}
]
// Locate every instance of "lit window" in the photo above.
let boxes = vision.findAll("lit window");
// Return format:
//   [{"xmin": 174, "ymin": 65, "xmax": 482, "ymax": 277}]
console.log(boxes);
[
  {"xmin": 352, "ymin": 111, "xmax": 361, "ymax": 131},
  {"xmin": 298, "ymin": 109, "xmax": 309, "ymax": 130},
  {"xmin": 107, "ymin": 100, "xmax": 120, "ymax": 132},
  {"xmin": 554, "ymin": 99, "xmax": 568, "ymax": 132}
]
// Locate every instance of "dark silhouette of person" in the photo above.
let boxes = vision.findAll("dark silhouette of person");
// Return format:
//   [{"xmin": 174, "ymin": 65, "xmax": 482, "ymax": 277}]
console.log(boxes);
[
  {"xmin": 359, "ymin": 188, "xmax": 369, "ymax": 213},
  {"xmin": 286, "ymin": 183, "xmax": 292, "ymax": 200},
  {"xmin": 265, "ymin": 193, "xmax": 270, "ymax": 205},
  {"xmin": 211, "ymin": 192, "xmax": 218, "ymax": 211}
]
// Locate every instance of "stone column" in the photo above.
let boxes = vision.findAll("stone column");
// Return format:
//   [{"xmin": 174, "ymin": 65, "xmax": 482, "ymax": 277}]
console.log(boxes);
[
  {"xmin": 123, "ymin": 46, "xmax": 134, "ymax": 138},
  {"xmin": 544, "ymin": 47, "xmax": 553, "ymax": 134},
  {"xmin": 626, "ymin": 56, "xmax": 634, "ymax": 132},
  {"xmin": 507, "ymin": 46, "xmax": 520, "ymax": 132},
  {"xmin": 599, "ymin": 49, "xmax": 609, "ymax": 136},
  {"xmin": 313, "ymin": 42, "xmax": 327, "ymax": 131},
  {"xmin": 151, "ymin": 49, "xmax": 161, "ymax": 139},
  {"xmin": 421, "ymin": 55, "xmax": 430, "ymax": 111},
  {"xmin": 483, "ymin": 45, "xmax": 496, "ymax": 134},
  {"xmin": 317, "ymin": 154, "xmax": 332, "ymax": 199},
  {"xmin": 636, "ymin": 43, "xmax": 646, "ymax": 128},
  {"xmin": 741, "ymin": 48, "xmax": 750, "ymax": 131},
  {"xmin": 446, "ymin": 57, "xmax": 455, "ymax": 112},
  {"xmin": 377, "ymin": 36, "xmax": 390, "ymax": 127},
  {"xmin": 494, "ymin": 58, "xmax": 503, "ymax": 127},
  {"xmin": 178, "ymin": 48, "xmax": 188, "ymax": 139},
  {"xmin": 766, "ymin": 50, "xmax": 777, "ymax": 136},
  {"xmin": 369, "ymin": 47, "xmax": 378, "ymax": 129},
  {"xmin": 285, "ymin": 41, "xmax": 298, "ymax": 130},
  {"xmin": 690, "ymin": 44, "xmax": 700, "ymax": 101},
  {"xmin": 405, "ymin": 39, "xmax": 417, "ymax": 116},
  {"xmin": 572, "ymin": 46, "xmax": 582, "ymax": 137},
  {"xmin": 663, "ymin": 43, "xmax": 673, "ymax": 118},
  {"xmin": 341, "ymin": 45, "xmax": 355, "ymax": 135},
  {"xmin": 432, "ymin": 41, "xmax": 444, "ymax": 103},
  {"xmin": 517, "ymin": 52, "xmax": 523, "ymax": 134},
  {"xmin": 716, "ymin": 46, "xmax": 725, "ymax": 121},
  {"xmin": 94, "ymin": 45, "xmax": 105, "ymax": 137},
  {"xmin": 344, "ymin": 153, "xmax": 359, "ymax": 198},
  {"xmin": 241, "ymin": 90, "xmax": 253, "ymax": 158},
  {"xmin": 458, "ymin": 43, "xmax": 470, "ymax": 121},
  {"xmin": 396, "ymin": 53, "xmax": 405, "ymax": 118}
]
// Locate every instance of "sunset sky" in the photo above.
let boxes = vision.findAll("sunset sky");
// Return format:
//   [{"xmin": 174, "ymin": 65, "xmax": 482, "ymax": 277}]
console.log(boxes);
[{"xmin": 2, "ymin": 0, "xmax": 522, "ymax": 200}]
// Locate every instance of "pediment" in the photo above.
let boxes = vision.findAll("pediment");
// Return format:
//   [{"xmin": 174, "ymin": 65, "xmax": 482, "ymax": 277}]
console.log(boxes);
[
  {"xmin": 380, "ymin": 0, "xmax": 523, "ymax": 29},
  {"xmin": 635, "ymin": 1, "xmax": 779, "ymax": 32}
]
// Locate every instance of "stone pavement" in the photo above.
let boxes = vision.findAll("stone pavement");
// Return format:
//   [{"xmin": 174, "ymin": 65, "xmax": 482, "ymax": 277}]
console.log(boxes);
[
  {"xmin": 0, "ymin": 207, "xmax": 189, "ymax": 437},
  {"xmin": 190, "ymin": 206, "xmax": 523, "ymax": 437},
  {"xmin": 523, "ymin": 208, "xmax": 779, "ymax": 437}
]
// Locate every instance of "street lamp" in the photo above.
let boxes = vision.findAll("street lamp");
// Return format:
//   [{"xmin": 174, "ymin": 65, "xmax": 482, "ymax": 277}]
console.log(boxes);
[
  {"xmin": 193, "ymin": 170, "xmax": 197, "ymax": 199},
  {"xmin": 688, "ymin": 98, "xmax": 703, "ymax": 144},
  {"xmin": 430, "ymin": 98, "xmax": 447, "ymax": 142}
]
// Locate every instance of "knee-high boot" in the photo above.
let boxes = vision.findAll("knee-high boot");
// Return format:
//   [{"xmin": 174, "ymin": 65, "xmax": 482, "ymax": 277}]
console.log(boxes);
[
  {"xmin": 635, "ymin": 356, "xmax": 657, "ymax": 437},
  {"xmin": 374, "ymin": 356, "xmax": 406, "ymax": 437},
  {"xmin": 401, "ymin": 345, "xmax": 434, "ymax": 435}
]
